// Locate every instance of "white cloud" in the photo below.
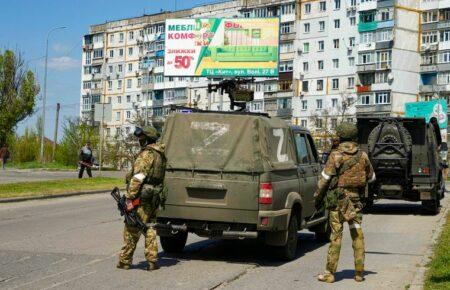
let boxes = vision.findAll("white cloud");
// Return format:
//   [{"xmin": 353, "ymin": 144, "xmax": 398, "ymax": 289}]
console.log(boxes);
[{"xmin": 46, "ymin": 56, "xmax": 80, "ymax": 71}]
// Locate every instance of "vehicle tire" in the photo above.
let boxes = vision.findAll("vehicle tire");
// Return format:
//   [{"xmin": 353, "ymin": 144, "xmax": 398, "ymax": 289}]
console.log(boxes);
[
  {"xmin": 363, "ymin": 197, "xmax": 374, "ymax": 213},
  {"xmin": 160, "ymin": 231, "xmax": 188, "ymax": 253},
  {"xmin": 274, "ymin": 212, "xmax": 298, "ymax": 261},
  {"xmin": 422, "ymin": 200, "xmax": 439, "ymax": 215}
]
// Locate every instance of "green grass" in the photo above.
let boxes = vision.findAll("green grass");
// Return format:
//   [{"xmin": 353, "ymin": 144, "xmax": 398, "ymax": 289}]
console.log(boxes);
[
  {"xmin": 424, "ymin": 212, "xmax": 450, "ymax": 290},
  {"xmin": 7, "ymin": 161, "xmax": 77, "ymax": 170},
  {"xmin": 0, "ymin": 177, "xmax": 124, "ymax": 199}
]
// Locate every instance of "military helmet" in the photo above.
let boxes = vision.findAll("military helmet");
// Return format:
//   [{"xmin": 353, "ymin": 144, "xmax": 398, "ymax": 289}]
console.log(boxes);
[
  {"xmin": 134, "ymin": 126, "xmax": 160, "ymax": 139},
  {"xmin": 335, "ymin": 122, "xmax": 358, "ymax": 141}
]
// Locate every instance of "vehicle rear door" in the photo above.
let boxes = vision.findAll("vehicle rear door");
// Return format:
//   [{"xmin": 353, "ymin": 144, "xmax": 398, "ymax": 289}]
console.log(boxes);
[{"xmin": 293, "ymin": 131, "xmax": 317, "ymax": 216}]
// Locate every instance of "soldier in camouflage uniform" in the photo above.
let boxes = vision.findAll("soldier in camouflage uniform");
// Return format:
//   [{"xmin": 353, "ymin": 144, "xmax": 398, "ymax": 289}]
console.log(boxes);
[
  {"xmin": 117, "ymin": 126, "xmax": 167, "ymax": 271},
  {"xmin": 315, "ymin": 123, "xmax": 375, "ymax": 283}
]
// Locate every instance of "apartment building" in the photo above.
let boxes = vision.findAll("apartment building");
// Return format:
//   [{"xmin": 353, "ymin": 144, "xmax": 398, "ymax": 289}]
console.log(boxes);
[
  {"xmin": 293, "ymin": 0, "xmax": 359, "ymax": 140},
  {"xmin": 355, "ymin": 0, "xmax": 421, "ymax": 116},
  {"xmin": 80, "ymin": 0, "xmax": 298, "ymax": 138},
  {"xmin": 420, "ymin": 0, "xmax": 450, "ymax": 106}
]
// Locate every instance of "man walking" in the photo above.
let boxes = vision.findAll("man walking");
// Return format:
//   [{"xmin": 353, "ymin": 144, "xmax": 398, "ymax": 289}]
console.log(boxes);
[
  {"xmin": 78, "ymin": 141, "xmax": 93, "ymax": 178},
  {"xmin": 0, "ymin": 144, "xmax": 10, "ymax": 170},
  {"xmin": 315, "ymin": 123, "xmax": 375, "ymax": 283},
  {"xmin": 117, "ymin": 126, "xmax": 166, "ymax": 271}
]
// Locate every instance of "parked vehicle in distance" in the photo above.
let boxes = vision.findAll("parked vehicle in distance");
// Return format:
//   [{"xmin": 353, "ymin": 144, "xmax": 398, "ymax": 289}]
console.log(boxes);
[
  {"xmin": 156, "ymin": 111, "xmax": 329, "ymax": 260},
  {"xmin": 357, "ymin": 117, "xmax": 445, "ymax": 214}
]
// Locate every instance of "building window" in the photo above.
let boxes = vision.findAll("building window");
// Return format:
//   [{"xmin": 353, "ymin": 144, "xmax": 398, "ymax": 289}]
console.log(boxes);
[
  {"xmin": 116, "ymin": 112, "xmax": 121, "ymax": 121},
  {"xmin": 350, "ymin": 16, "xmax": 356, "ymax": 26},
  {"xmin": 422, "ymin": 11, "xmax": 438, "ymax": 23},
  {"xmin": 319, "ymin": 1, "xmax": 326, "ymax": 12},
  {"xmin": 422, "ymin": 53, "xmax": 437, "ymax": 65},
  {"xmin": 380, "ymin": 10, "xmax": 392, "ymax": 21},
  {"xmin": 351, "ymin": 0, "xmax": 356, "ymax": 6},
  {"xmin": 109, "ymin": 50, "xmax": 114, "ymax": 58},
  {"xmin": 334, "ymin": 0, "xmax": 341, "ymax": 9},
  {"xmin": 438, "ymin": 72, "xmax": 450, "ymax": 84},
  {"xmin": 332, "ymin": 78, "xmax": 339, "ymax": 90},
  {"xmin": 301, "ymin": 100, "xmax": 308, "ymax": 110},
  {"xmin": 349, "ymin": 37, "xmax": 356, "ymax": 47},
  {"xmin": 318, "ymin": 40, "xmax": 324, "ymax": 51},
  {"xmin": 128, "ymin": 47, "xmax": 133, "ymax": 56},
  {"xmin": 304, "ymin": 3, "xmax": 311, "ymax": 14},
  {"xmin": 127, "ymin": 79, "xmax": 132, "ymax": 88},
  {"xmin": 318, "ymin": 60, "xmax": 324, "ymax": 70},
  {"xmin": 117, "ymin": 96, "xmax": 122, "ymax": 103},
  {"xmin": 126, "ymin": 111, "xmax": 131, "ymax": 119},
  {"xmin": 83, "ymin": 81, "xmax": 91, "ymax": 89},
  {"xmin": 126, "ymin": 95, "xmax": 131, "ymax": 103},
  {"xmin": 376, "ymin": 50, "xmax": 392, "ymax": 69},
  {"xmin": 359, "ymin": 53, "xmax": 374, "ymax": 64},
  {"xmin": 422, "ymin": 31, "xmax": 438, "ymax": 44},
  {"xmin": 118, "ymin": 64, "xmax": 123, "ymax": 72},
  {"xmin": 349, "ymin": 57, "xmax": 355, "ymax": 66},
  {"xmin": 348, "ymin": 77, "xmax": 355, "ymax": 88},
  {"xmin": 155, "ymin": 74, "xmax": 164, "ymax": 83},
  {"xmin": 333, "ymin": 39, "xmax": 339, "ymax": 48},
  {"xmin": 316, "ymin": 118, "xmax": 323, "ymax": 128},
  {"xmin": 280, "ymin": 41, "xmax": 294, "ymax": 53},
  {"xmin": 137, "ymin": 78, "xmax": 141, "ymax": 88},
  {"xmin": 302, "ymin": 81, "xmax": 309, "ymax": 92},
  {"xmin": 375, "ymin": 72, "xmax": 389, "ymax": 83},
  {"xmin": 332, "ymin": 98, "xmax": 338, "ymax": 107},
  {"xmin": 109, "ymin": 34, "xmax": 114, "ymax": 43},
  {"xmin": 334, "ymin": 19, "xmax": 340, "ymax": 28},
  {"xmin": 375, "ymin": 92, "xmax": 391, "ymax": 104},
  {"xmin": 440, "ymin": 30, "xmax": 450, "ymax": 42},
  {"xmin": 304, "ymin": 23, "xmax": 310, "ymax": 33},
  {"xmin": 377, "ymin": 29, "xmax": 393, "ymax": 42},
  {"xmin": 440, "ymin": 51, "xmax": 450, "ymax": 63},
  {"xmin": 360, "ymin": 32, "xmax": 374, "ymax": 44},
  {"xmin": 119, "ymin": 33, "xmax": 124, "ymax": 42},
  {"xmin": 281, "ymin": 3, "xmax": 295, "ymax": 15},
  {"xmin": 279, "ymin": 61, "xmax": 293, "ymax": 72},
  {"xmin": 332, "ymin": 59, "xmax": 339, "ymax": 68},
  {"xmin": 108, "ymin": 80, "xmax": 112, "ymax": 90},
  {"xmin": 303, "ymin": 42, "xmax": 310, "ymax": 53},
  {"xmin": 119, "ymin": 49, "xmax": 124, "ymax": 57},
  {"xmin": 129, "ymin": 31, "xmax": 134, "ymax": 40},
  {"xmin": 301, "ymin": 119, "xmax": 307, "ymax": 127},
  {"xmin": 127, "ymin": 63, "xmax": 132, "ymax": 72},
  {"xmin": 303, "ymin": 62, "xmax": 309, "ymax": 72},
  {"xmin": 118, "ymin": 80, "xmax": 122, "ymax": 89},
  {"xmin": 317, "ymin": 80, "xmax": 324, "ymax": 91},
  {"xmin": 281, "ymin": 22, "xmax": 294, "ymax": 34},
  {"xmin": 93, "ymin": 49, "xmax": 103, "ymax": 59},
  {"xmin": 360, "ymin": 95, "xmax": 370, "ymax": 105},
  {"xmin": 316, "ymin": 99, "xmax": 323, "ymax": 109},
  {"xmin": 319, "ymin": 21, "xmax": 325, "ymax": 32}
]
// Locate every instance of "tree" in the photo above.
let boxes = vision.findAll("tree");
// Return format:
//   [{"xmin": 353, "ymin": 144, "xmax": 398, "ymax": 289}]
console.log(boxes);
[{"xmin": 0, "ymin": 50, "xmax": 40, "ymax": 144}]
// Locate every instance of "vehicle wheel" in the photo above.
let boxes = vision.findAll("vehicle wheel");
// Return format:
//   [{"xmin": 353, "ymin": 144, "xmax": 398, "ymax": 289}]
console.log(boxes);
[
  {"xmin": 160, "ymin": 231, "xmax": 188, "ymax": 253},
  {"xmin": 363, "ymin": 197, "xmax": 374, "ymax": 213},
  {"xmin": 274, "ymin": 212, "xmax": 298, "ymax": 261},
  {"xmin": 422, "ymin": 200, "xmax": 439, "ymax": 215}
]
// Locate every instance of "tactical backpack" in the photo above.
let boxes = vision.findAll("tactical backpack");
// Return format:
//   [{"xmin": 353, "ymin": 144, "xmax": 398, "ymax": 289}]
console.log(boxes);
[
  {"xmin": 325, "ymin": 151, "xmax": 362, "ymax": 221},
  {"xmin": 140, "ymin": 147, "xmax": 168, "ymax": 209}
]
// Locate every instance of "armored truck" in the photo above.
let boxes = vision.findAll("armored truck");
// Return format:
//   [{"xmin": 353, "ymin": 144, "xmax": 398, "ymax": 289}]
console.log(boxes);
[
  {"xmin": 357, "ymin": 117, "xmax": 445, "ymax": 214},
  {"xmin": 156, "ymin": 111, "xmax": 328, "ymax": 260}
]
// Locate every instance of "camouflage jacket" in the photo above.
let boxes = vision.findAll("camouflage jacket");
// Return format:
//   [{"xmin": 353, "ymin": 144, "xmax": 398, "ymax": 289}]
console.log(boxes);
[
  {"xmin": 315, "ymin": 142, "xmax": 375, "ymax": 200},
  {"xmin": 126, "ymin": 142, "xmax": 166, "ymax": 201}
]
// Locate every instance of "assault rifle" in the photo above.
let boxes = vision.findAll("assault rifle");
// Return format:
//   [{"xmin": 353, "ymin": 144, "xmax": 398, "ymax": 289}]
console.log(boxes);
[{"xmin": 110, "ymin": 187, "xmax": 147, "ymax": 232}]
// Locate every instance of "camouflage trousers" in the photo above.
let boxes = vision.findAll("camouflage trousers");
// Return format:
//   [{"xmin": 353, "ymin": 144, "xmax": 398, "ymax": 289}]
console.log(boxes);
[
  {"xmin": 119, "ymin": 205, "xmax": 158, "ymax": 265},
  {"xmin": 326, "ymin": 209, "xmax": 365, "ymax": 273}
]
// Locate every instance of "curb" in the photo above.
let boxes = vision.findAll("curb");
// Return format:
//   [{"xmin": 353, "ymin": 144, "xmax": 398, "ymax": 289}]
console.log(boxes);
[
  {"xmin": 409, "ymin": 197, "xmax": 449, "ymax": 290},
  {"xmin": 0, "ymin": 188, "xmax": 126, "ymax": 203}
]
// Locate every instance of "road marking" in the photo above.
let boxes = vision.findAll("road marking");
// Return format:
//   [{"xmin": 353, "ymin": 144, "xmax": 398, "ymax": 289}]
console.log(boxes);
[{"xmin": 41, "ymin": 271, "xmax": 97, "ymax": 290}]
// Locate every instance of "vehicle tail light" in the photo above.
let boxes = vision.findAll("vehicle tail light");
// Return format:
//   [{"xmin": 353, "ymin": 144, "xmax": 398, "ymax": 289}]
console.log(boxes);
[
  {"xmin": 419, "ymin": 167, "xmax": 430, "ymax": 174},
  {"xmin": 261, "ymin": 217, "xmax": 269, "ymax": 226},
  {"xmin": 259, "ymin": 182, "xmax": 273, "ymax": 204}
]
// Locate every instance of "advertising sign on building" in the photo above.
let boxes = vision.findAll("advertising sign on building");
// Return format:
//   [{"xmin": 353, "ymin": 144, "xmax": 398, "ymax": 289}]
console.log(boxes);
[
  {"xmin": 164, "ymin": 18, "xmax": 280, "ymax": 77},
  {"xmin": 405, "ymin": 99, "xmax": 448, "ymax": 142}
]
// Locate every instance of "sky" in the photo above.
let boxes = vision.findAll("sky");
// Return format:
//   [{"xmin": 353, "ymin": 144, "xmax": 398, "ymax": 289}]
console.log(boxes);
[{"xmin": 0, "ymin": 0, "xmax": 218, "ymax": 140}]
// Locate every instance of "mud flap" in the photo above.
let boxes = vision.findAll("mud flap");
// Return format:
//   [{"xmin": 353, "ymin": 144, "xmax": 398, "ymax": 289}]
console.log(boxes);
[{"xmin": 265, "ymin": 230, "xmax": 288, "ymax": 246}]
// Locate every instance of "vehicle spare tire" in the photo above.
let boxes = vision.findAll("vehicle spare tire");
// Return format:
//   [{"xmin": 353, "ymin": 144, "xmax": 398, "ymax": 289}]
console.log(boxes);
[{"xmin": 368, "ymin": 122, "xmax": 412, "ymax": 155}]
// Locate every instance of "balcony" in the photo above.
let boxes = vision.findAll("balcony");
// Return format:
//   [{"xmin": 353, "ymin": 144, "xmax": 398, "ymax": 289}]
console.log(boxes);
[
  {"xmin": 420, "ymin": 64, "xmax": 438, "ymax": 73},
  {"xmin": 359, "ymin": 0, "xmax": 377, "ymax": 11},
  {"xmin": 371, "ymin": 82, "xmax": 391, "ymax": 91},
  {"xmin": 420, "ymin": 43, "xmax": 438, "ymax": 52},
  {"xmin": 377, "ymin": 0, "xmax": 395, "ymax": 8},
  {"xmin": 276, "ymin": 107, "xmax": 293, "ymax": 118},
  {"xmin": 420, "ymin": 84, "xmax": 450, "ymax": 93},
  {"xmin": 356, "ymin": 63, "xmax": 376, "ymax": 72},
  {"xmin": 358, "ymin": 22, "xmax": 377, "ymax": 32},
  {"xmin": 377, "ymin": 20, "xmax": 394, "ymax": 29},
  {"xmin": 92, "ymin": 58, "xmax": 103, "ymax": 65},
  {"xmin": 356, "ymin": 104, "xmax": 392, "ymax": 115},
  {"xmin": 437, "ymin": 19, "xmax": 450, "ymax": 29},
  {"xmin": 356, "ymin": 85, "xmax": 372, "ymax": 93},
  {"xmin": 142, "ymin": 82, "xmax": 154, "ymax": 91},
  {"xmin": 90, "ymin": 87, "xmax": 103, "ymax": 95}
]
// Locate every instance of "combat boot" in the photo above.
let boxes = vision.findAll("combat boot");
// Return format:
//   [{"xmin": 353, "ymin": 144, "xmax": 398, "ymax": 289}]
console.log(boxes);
[
  {"xmin": 354, "ymin": 271, "xmax": 364, "ymax": 282},
  {"xmin": 317, "ymin": 271, "xmax": 335, "ymax": 283},
  {"xmin": 116, "ymin": 261, "xmax": 130, "ymax": 270},
  {"xmin": 146, "ymin": 262, "xmax": 160, "ymax": 271}
]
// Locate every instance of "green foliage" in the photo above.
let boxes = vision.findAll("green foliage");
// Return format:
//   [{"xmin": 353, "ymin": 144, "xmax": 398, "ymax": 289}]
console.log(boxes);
[
  {"xmin": 55, "ymin": 118, "xmax": 99, "ymax": 166},
  {"xmin": 0, "ymin": 50, "xmax": 40, "ymax": 144},
  {"xmin": 424, "ymin": 213, "xmax": 450, "ymax": 290}
]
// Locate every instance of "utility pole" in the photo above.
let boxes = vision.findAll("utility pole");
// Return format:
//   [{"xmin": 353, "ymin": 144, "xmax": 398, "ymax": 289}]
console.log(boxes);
[
  {"xmin": 40, "ymin": 26, "xmax": 66, "ymax": 163},
  {"xmin": 52, "ymin": 103, "xmax": 60, "ymax": 162},
  {"xmin": 98, "ymin": 102, "xmax": 105, "ymax": 176}
]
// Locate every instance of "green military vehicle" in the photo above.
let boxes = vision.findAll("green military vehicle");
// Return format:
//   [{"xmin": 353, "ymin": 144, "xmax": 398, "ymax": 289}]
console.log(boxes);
[
  {"xmin": 156, "ymin": 111, "xmax": 329, "ymax": 260},
  {"xmin": 357, "ymin": 117, "xmax": 445, "ymax": 214}
]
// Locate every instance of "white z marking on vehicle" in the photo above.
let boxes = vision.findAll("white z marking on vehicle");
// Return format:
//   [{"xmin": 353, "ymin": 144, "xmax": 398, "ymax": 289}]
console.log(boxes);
[
  {"xmin": 191, "ymin": 122, "xmax": 230, "ymax": 147},
  {"xmin": 273, "ymin": 128, "xmax": 289, "ymax": 162}
]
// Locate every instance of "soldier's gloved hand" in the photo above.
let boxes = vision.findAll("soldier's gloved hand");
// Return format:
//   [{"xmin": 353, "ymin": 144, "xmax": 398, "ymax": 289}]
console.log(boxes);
[{"xmin": 125, "ymin": 199, "xmax": 134, "ymax": 212}]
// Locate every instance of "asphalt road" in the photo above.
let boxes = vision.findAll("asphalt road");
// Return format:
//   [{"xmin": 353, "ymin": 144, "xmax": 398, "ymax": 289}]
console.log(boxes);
[
  {"xmin": 0, "ymin": 169, "xmax": 124, "ymax": 184},
  {"xmin": 0, "ymin": 193, "xmax": 448, "ymax": 290}
]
